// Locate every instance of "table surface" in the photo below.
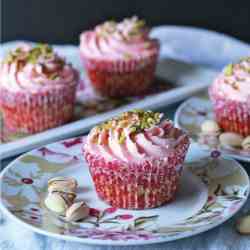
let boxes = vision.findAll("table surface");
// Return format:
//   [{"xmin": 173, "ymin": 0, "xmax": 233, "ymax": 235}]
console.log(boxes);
[{"xmin": 1, "ymin": 103, "xmax": 250, "ymax": 250}]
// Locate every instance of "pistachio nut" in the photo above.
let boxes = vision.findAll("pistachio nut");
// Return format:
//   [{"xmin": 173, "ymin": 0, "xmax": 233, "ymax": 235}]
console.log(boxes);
[
  {"xmin": 201, "ymin": 120, "xmax": 220, "ymax": 134},
  {"xmin": 51, "ymin": 190, "xmax": 76, "ymax": 205},
  {"xmin": 65, "ymin": 201, "xmax": 90, "ymax": 222},
  {"xmin": 44, "ymin": 193, "xmax": 69, "ymax": 214},
  {"xmin": 48, "ymin": 176, "xmax": 78, "ymax": 193},
  {"xmin": 242, "ymin": 136, "xmax": 250, "ymax": 150},
  {"xmin": 219, "ymin": 132, "xmax": 243, "ymax": 147},
  {"xmin": 236, "ymin": 215, "xmax": 250, "ymax": 235}
]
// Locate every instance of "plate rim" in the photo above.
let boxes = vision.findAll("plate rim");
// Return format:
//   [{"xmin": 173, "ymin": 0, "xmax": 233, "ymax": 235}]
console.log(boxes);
[{"xmin": 0, "ymin": 137, "xmax": 249, "ymax": 246}]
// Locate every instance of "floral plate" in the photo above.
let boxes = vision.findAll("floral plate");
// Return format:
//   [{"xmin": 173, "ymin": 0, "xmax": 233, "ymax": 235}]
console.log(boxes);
[
  {"xmin": 174, "ymin": 94, "xmax": 250, "ymax": 162},
  {"xmin": 0, "ymin": 137, "xmax": 249, "ymax": 246}
]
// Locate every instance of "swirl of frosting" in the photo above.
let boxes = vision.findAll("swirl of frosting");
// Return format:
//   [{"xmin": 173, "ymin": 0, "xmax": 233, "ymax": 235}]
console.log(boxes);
[
  {"xmin": 80, "ymin": 16, "xmax": 159, "ymax": 61},
  {"xmin": 0, "ymin": 44, "xmax": 78, "ymax": 93},
  {"xmin": 211, "ymin": 58, "xmax": 250, "ymax": 102},
  {"xmin": 84, "ymin": 110, "xmax": 188, "ymax": 163}
]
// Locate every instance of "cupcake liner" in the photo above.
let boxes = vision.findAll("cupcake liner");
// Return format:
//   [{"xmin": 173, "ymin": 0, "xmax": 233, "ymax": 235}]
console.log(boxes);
[
  {"xmin": 80, "ymin": 53, "xmax": 159, "ymax": 97},
  {"xmin": 209, "ymin": 87, "xmax": 250, "ymax": 136},
  {"xmin": 83, "ymin": 136, "xmax": 189, "ymax": 209},
  {"xmin": 0, "ymin": 83, "xmax": 77, "ymax": 134}
]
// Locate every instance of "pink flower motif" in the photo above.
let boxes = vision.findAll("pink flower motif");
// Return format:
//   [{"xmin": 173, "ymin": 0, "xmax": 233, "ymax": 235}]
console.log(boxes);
[
  {"xmin": 89, "ymin": 208, "xmax": 101, "ymax": 218},
  {"xmin": 38, "ymin": 147, "xmax": 70, "ymax": 157},
  {"xmin": 116, "ymin": 214, "xmax": 133, "ymax": 220},
  {"xmin": 210, "ymin": 150, "xmax": 221, "ymax": 159},
  {"xmin": 73, "ymin": 155, "xmax": 79, "ymax": 161},
  {"xmin": 62, "ymin": 137, "xmax": 82, "ymax": 148},
  {"xmin": 21, "ymin": 178, "xmax": 33, "ymax": 185},
  {"xmin": 67, "ymin": 228, "xmax": 156, "ymax": 241},
  {"xmin": 197, "ymin": 110, "xmax": 207, "ymax": 116},
  {"xmin": 207, "ymin": 195, "xmax": 216, "ymax": 205},
  {"xmin": 30, "ymin": 208, "xmax": 39, "ymax": 212},
  {"xmin": 104, "ymin": 207, "xmax": 117, "ymax": 214}
]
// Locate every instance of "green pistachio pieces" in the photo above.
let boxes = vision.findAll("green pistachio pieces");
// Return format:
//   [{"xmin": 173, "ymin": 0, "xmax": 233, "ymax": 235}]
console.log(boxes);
[
  {"xmin": 94, "ymin": 110, "xmax": 163, "ymax": 144},
  {"xmin": 118, "ymin": 131, "xmax": 126, "ymax": 144},
  {"xmin": 27, "ymin": 44, "xmax": 53, "ymax": 64},
  {"xmin": 3, "ymin": 44, "xmax": 54, "ymax": 65},
  {"xmin": 224, "ymin": 63, "xmax": 233, "ymax": 76},
  {"xmin": 124, "ymin": 53, "xmax": 132, "ymax": 60}
]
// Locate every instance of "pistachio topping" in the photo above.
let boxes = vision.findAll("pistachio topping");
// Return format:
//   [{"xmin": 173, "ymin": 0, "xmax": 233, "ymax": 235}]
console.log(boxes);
[
  {"xmin": 118, "ymin": 131, "xmax": 126, "ymax": 144},
  {"xmin": 3, "ymin": 47, "xmax": 25, "ymax": 65},
  {"xmin": 27, "ymin": 44, "xmax": 54, "ymax": 64},
  {"xmin": 96, "ymin": 16, "xmax": 147, "ymax": 41},
  {"xmin": 224, "ymin": 63, "xmax": 233, "ymax": 76},
  {"xmin": 3, "ymin": 43, "xmax": 65, "ymax": 74},
  {"xmin": 93, "ymin": 109, "xmax": 163, "ymax": 144}
]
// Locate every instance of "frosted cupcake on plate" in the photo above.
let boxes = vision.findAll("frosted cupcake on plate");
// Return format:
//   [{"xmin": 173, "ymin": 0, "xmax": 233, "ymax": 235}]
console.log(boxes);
[
  {"xmin": 83, "ymin": 110, "xmax": 190, "ymax": 209},
  {"xmin": 0, "ymin": 44, "xmax": 79, "ymax": 133},
  {"xmin": 79, "ymin": 16, "xmax": 159, "ymax": 97},
  {"xmin": 209, "ymin": 58, "xmax": 250, "ymax": 136}
]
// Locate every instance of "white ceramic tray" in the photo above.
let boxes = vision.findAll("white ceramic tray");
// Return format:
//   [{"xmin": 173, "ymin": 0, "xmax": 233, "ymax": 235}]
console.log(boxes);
[{"xmin": 0, "ymin": 42, "xmax": 217, "ymax": 160}]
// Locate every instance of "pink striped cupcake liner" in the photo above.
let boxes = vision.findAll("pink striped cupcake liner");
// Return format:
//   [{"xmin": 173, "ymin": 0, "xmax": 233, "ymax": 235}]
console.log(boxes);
[
  {"xmin": 83, "ymin": 135, "xmax": 189, "ymax": 210},
  {"xmin": 80, "ymin": 52, "xmax": 159, "ymax": 97},
  {"xmin": 0, "ymin": 83, "xmax": 77, "ymax": 134},
  {"xmin": 209, "ymin": 87, "xmax": 250, "ymax": 136}
]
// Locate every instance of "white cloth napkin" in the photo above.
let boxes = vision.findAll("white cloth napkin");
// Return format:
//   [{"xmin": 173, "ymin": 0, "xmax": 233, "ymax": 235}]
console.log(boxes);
[{"xmin": 1, "ymin": 25, "xmax": 250, "ymax": 250}]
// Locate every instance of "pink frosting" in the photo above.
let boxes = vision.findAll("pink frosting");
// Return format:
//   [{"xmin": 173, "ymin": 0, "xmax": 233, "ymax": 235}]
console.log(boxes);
[
  {"xmin": 79, "ymin": 16, "xmax": 159, "ymax": 61},
  {"xmin": 85, "ymin": 119, "xmax": 187, "ymax": 163},
  {"xmin": 0, "ymin": 44, "xmax": 78, "ymax": 93},
  {"xmin": 211, "ymin": 59, "xmax": 250, "ymax": 102}
]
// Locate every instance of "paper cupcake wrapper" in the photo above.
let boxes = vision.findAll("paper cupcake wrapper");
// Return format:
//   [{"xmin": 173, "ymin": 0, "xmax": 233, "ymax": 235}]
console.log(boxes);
[
  {"xmin": 209, "ymin": 87, "xmax": 250, "ymax": 136},
  {"xmin": 80, "ymin": 52, "xmax": 159, "ymax": 97},
  {"xmin": 0, "ymin": 83, "xmax": 77, "ymax": 133},
  {"xmin": 84, "ymin": 136, "xmax": 189, "ymax": 209}
]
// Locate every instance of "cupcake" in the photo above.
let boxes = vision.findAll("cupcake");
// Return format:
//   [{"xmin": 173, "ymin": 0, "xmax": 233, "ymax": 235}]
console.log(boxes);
[
  {"xmin": 79, "ymin": 16, "xmax": 159, "ymax": 97},
  {"xmin": 209, "ymin": 58, "xmax": 250, "ymax": 136},
  {"xmin": 0, "ymin": 44, "xmax": 79, "ymax": 133},
  {"xmin": 83, "ymin": 110, "xmax": 190, "ymax": 209}
]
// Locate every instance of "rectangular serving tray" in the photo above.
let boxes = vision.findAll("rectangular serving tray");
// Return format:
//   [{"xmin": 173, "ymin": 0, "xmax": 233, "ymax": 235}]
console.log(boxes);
[{"xmin": 0, "ymin": 43, "xmax": 218, "ymax": 160}]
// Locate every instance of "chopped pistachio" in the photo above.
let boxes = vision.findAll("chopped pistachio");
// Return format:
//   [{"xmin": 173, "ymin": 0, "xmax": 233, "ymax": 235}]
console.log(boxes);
[
  {"xmin": 118, "ymin": 131, "xmax": 126, "ymax": 144},
  {"xmin": 93, "ymin": 110, "xmax": 163, "ymax": 144},
  {"xmin": 49, "ymin": 73, "xmax": 59, "ymax": 80},
  {"xmin": 124, "ymin": 53, "xmax": 132, "ymax": 60},
  {"xmin": 135, "ymin": 19, "xmax": 145, "ymax": 28},
  {"xmin": 129, "ymin": 126, "xmax": 137, "ymax": 133},
  {"xmin": 144, "ymin": 42, "xmax": 151, "ymax": 49},
  {"xmin": 224, "ymin": 63, "xmax": 233, "ymax": 76}
]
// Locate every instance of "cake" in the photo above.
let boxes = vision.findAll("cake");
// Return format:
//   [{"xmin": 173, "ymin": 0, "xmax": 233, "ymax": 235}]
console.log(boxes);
[
  {"xmin": 0, "ymin": 43, "xmax": 79, "ymax": 133},
  {"xmin": 83, "ymin": 109, "xmax": 190, "ymax": 209},
  {"xmin": 79, "ymin": 16, "xmax": 159, "ymax": 97},
  {"xmin": 209, "ymin": 58, "xmax": 250, "ymax": 136}
]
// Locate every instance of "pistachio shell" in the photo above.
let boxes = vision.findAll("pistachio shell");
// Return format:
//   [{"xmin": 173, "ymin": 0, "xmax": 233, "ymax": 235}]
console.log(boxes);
[
  {"xmin": 201, "ymin": 120, "xmax": 220, "ymax": 134},
  {"xmin": 236, "ymin": 215, "xmax": 250, "ymax": 235},
  {"xmin": 65, "ymin": 202, "xmax": 90, "ymax": 222},
  {"xmin": 48, "ymin": 176, "xmax": 78, "ymax": 193},
  {"xmin": 51, "ymin": 190, "xmax": 76, "ymax": 205},
  {"xmin": 242, "ymin": 136, "xmax": 250, "ymax": 150},
  {"xmin": 45, "ymin": 193, "xmax": 68, "ymax": 214},
  {"xmin": 219, "ymin": 132, "xmax": 243, "ymax": 147}
]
